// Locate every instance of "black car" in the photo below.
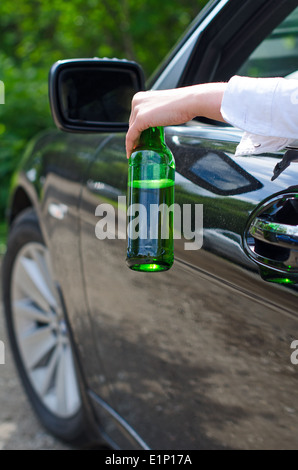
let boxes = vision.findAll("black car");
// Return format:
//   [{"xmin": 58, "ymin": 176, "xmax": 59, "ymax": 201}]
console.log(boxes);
[{"xmin": 3, "ymin": 0, "xmax": 298, "ymax": 450}]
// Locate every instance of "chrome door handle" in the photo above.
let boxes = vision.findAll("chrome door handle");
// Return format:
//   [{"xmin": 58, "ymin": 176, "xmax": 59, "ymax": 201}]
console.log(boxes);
[
  {"xmin": 249, "ymin": 217, "xmax": 298, "ymax": 249},
  {"xmin": 244, "ymin": 192, "xmax": 298, "ymax": 283}
]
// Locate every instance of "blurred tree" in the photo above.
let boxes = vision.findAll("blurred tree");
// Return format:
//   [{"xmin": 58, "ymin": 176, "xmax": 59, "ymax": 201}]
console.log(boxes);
[{"xmin": 0, "ymin": 0, "xmax": 209, "ymax": 222}]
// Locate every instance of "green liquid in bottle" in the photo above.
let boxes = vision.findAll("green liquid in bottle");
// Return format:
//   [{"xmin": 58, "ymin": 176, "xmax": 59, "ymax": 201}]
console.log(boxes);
[{"xmin": 126, "ymin": 127, "xmax": 175, "ymax": 272}]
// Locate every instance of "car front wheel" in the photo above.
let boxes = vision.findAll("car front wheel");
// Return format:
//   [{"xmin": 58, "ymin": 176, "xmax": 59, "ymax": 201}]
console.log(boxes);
[{"xmin": 2, "ymin": 208, "xmax": 97, "ymax": 447}]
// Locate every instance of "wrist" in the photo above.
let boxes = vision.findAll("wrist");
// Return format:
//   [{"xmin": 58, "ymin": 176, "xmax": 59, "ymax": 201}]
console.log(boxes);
[{"xmin": 190, "ymin": 82, "xmax": 227, "ymax": 122}]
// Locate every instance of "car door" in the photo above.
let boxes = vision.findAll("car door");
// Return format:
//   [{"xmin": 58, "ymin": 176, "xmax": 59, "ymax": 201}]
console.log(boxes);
[{"xmin": 79, "ymin": 0, "xmax": 298, "ymax": 449}]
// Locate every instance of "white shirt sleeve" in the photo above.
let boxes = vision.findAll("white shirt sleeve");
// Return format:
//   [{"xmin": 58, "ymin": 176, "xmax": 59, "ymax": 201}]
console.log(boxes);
[{"xmin": 220, "ymin": 75, "xmax": 298, "ymax": 156}]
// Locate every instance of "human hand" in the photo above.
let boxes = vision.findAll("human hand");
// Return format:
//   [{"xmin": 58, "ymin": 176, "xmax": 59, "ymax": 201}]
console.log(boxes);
[
  {"xmin": 125, "ymin": 88, "xmax": 197, "ymax": 158},
  {"xmin": 125, "ymin": 84, "xmax": 227, "ymax": 158}
]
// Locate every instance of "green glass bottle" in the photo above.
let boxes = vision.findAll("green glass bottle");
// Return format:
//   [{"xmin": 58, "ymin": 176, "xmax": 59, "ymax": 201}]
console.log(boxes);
[{"xmin": 126, "ymin": 126, "xmax": 175, "ymax": 272}]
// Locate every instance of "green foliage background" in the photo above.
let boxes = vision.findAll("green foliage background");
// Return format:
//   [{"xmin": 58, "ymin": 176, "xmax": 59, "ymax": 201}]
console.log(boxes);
[{"xmin": 0, "ymin": 0, "xmax": 209, "ymax": 226}]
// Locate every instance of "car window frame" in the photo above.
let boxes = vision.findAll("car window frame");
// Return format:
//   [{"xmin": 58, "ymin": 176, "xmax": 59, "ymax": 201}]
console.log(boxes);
[
  {"xmin": 152, "ymin": 0, "xmax": 298, "ymax": 92},
  {"xmin": 183, "ymin": 0, "xmax": 298, "ymax": 86},
  {"xmin": 212, "ymin": 0, "xmax": 298, "ymax": 83},
  {"xmin": 148, "ymin": 0, "xmax": 228, "ymax": 90}
]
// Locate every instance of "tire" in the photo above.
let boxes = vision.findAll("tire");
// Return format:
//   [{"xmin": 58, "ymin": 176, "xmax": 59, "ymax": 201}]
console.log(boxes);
[{"xmin": 2, "ymin": 208, "xmax": 98, "ymax": 447}]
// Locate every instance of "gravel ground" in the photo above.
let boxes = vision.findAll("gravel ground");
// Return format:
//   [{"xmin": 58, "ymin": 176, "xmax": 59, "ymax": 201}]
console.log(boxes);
[{"xmin": 0, "ymin": 256, "xmax": 71, "ymax": 450}]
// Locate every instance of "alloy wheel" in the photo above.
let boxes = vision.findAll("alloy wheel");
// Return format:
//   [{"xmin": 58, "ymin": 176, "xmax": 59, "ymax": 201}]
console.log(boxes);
[{"xmin": 11, "ymin": 242, "xmax": 81, "ymax": 418}]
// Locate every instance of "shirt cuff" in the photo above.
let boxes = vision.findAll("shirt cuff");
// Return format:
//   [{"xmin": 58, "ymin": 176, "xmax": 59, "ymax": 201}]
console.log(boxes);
[{"xmin": 234, "ymin": 132, "xmax": 297, "ymax": 156}]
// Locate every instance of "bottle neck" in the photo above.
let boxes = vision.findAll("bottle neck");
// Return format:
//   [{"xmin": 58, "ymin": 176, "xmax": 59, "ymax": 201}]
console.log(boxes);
[{"xmin": 138, "ymin": 127, "xmax": 165, "ymax": 150}]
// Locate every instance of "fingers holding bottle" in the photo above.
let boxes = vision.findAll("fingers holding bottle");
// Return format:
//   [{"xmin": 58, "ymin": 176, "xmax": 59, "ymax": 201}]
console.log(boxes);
[
  {"xmin": 126, "ymin": 89, "xmax": 186, "ymax": 158},
  {"xmin": 126, "ymin": 85, "xmax": 226, "ymax": 158},
  {"xmin": 126, "ymin": 91, "xmax": 157, "ymax": 158}
]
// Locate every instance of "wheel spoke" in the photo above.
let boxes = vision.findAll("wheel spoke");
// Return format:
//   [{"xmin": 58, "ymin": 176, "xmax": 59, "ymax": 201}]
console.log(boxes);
[
  {"xmin": 14, "ymin": 299, "xmax": 51, "ymax": 324},
  {"xmin": 29, "ymin": 246, "xmax": 57, "ymax": 301},
  {"xmin": 15, "ymin": 256, "xmax": 57, "ymax": 312},
  {"xmin": 20, "ymin": 326, "xmax": 56, "ymax": 370},
  {"xmin": 31, "ymin": 345, "xmax": 60, "ymax": 397}
]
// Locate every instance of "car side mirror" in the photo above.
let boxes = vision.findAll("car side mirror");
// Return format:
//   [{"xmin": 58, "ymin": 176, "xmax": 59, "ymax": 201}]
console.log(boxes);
[{"xmin": 49, "ymin": 58, "xmax": 145, "ymax": 133}]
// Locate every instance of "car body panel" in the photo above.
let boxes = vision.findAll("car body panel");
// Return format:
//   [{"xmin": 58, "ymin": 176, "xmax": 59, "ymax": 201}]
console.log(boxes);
[{"xmin": 77, "ymin": 123, "xmax": 298, "ymax": 449}]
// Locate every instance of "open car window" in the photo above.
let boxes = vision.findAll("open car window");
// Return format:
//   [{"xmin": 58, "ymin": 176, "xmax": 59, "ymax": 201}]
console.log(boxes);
[{"xmin": 238, "ymin": 6, "xmax": 298, "ymax": 79}]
